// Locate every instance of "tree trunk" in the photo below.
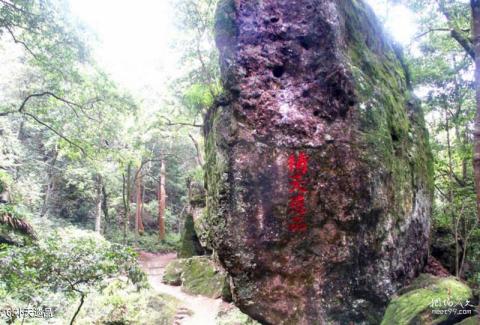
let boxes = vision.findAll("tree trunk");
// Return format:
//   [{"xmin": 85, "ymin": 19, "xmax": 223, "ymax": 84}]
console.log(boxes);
[
  {"xmin": 101, "ymin": 184, "xmax": 109, "ymax": 233},
  {"xmin": 158, "ymin": 159, "xmax": 166, "ymax": 240},
  {"xmin": 40, "ymin": 149, "xmax": 58, "ymax": 218},
  {"xmin": 189, "ymin": 133, "xmax": 204, "ymax": 166},
  {"xmin": 135, "ymin": 168, "xmax": 144, "ymax": 235},
  {"xmin": 95, "ymin": 174, "xmax": 102, "ymax": 233},
  {"xmin": 70, "ymin": 291, "xmax": 85, "ymax": 325},
  {"xmin": 471, "ymin": 0, "xmax": 480, "ymax": 221},
  {"xmin": 140, "ymin": 180, "xmax": 145, "ymax": 235},
  {"xmin": 122, "ymin": 162, "xmax": 132, "ymax": 243}
]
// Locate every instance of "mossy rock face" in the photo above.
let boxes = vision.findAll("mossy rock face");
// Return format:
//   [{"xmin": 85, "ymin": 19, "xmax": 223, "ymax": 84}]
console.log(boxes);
[
  {"xmin": 181, "ymin": 256, "xmax": 226, "ymax": 298},
  {"xmin": 162, "ymin": 259, "xmax": 187, "ymax": 286},
  {"xmin": 381, "ymin": 274, "xmax": 474, "ymax": 325},
  {"xmin": 179, "ymin": 214, "xmax": 205, "ymax": 258},
  {"xmin": 207, "ymin": 0, "xmax": 433, "ymax": 323}
]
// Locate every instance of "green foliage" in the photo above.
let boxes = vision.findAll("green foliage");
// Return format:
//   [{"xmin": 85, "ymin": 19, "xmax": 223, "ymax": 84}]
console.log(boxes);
[
  {"xmin": 182, "ymin": 83, "xmax": 216, "ymax": 113},
  {"xmin": 397, "ymin": 0, "xmax": 480, "ymax": 282},
  {"xmin": 0, "ymin": 227, "xmax": 147, "ymax": 312},
  {"xmin": 0, "ymin": 170, "xmax": 12, "ymax": 193},
  {"xmin": 107, "ymin": 228, "xmax": 181, "ymax": 254},
  {"xmin": 76, "ymin": 280, "xmax": 181, "ymax": 325}
]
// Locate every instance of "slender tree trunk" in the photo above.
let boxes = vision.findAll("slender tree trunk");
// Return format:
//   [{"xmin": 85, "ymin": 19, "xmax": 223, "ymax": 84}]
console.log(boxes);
[
  {"xmin": 122, "ymin": 163, "xmax": 132, "ymax": 243},
  {"xmin": 135, "ymin": 169, "xmax": 144, "ymax": 235},
  {"xmin": 158, "ymin": 159, "xmax": 166, "ymax": 240},
  {"xmin": 471, "ymin": 0, "xmax": 480, "ymax": 221},
  {"xmin": 445, "ymin": 109, "xmax": 460, "ymax": 276},
  {"xmin": 189, "ymin": 133, "xmax": 204, "ymax": 166},
  {"xmin": 101, "ymin": 184, "xmax": 108, "ymax": 234},
  {"xmin": 70, "ymin": 291, "xmax": 85, "ymax": 325},
  {"xmin": 40, "ymin": 149, "xmax": 58, "ymax": 218},
  {"xmin": 95, "ymin": 174, "xmax": 102, "ymax": 233},
  {"xmin": 140, "ymin": 180, "xmax": 145, "ymax": 235}
]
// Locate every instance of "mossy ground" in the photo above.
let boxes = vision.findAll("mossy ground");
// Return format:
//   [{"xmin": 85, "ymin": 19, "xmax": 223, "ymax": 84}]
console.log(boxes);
[{"xmin": 381, "ymin": 274, "xmax": 473, "ymax": 325}]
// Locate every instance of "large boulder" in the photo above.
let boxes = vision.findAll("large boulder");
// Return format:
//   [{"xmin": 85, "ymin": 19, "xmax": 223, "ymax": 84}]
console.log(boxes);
[{"xmin": 205, "ymin": 0, "xmax": 433, "ymax": 323}]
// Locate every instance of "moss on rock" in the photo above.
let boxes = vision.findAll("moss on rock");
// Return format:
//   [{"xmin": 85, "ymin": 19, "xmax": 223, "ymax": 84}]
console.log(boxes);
[
  {"xmin": 381, "ymin": 274, "xmax": 473, "ymax": 325},
  {"xmin": 162, "ymin": 259, "xmax": 187, "ymax": 286},
  {"xmin": 181, "ymin": 256, "xmax": 225, "ymax": 298},
  {"xmin": 179, "ymin": 214, "xmax": 204, "ymax": 258},
  {"xmin": 163, "ymin": 256, "xmax": 227, "ymax": 299},
  {"xmin": 216, "ymin": 304, "xmax": 261, "ymax": 325}
]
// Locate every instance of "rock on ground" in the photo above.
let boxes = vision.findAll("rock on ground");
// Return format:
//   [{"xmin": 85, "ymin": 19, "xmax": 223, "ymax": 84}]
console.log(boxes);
[
  {"xmin": 381, "ymin": 274, "xmax": 474, "ymax": 325},
  {"xmin": 204, "ymin": 0, "xmax": 433, "ymax": 323},
  {"xmin": 163, "ymin": 256, "xmax": 227, "ymax": 299}
]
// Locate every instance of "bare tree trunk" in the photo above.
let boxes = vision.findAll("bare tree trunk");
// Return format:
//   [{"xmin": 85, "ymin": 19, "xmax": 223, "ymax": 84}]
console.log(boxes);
[
  {"xmin": 445, "ymin": 109, "xmax": 460, "ymax": 276},
  {"xmin": 140, "ymin": 180, "xmax": 145, "ymax": 235},
  {"xmin": 122, "ymin": 163, "xmax": 132, "ymax": 243},
  {"xmin": 70, "ymin": 290, "xmax": 85, "ymax": 325},
  {"xmin": 95, "ymin": 175, "xmax": 102, "ymax": 233},
  {"xmin": 158, "ymin": 159, "xmax": 166, "ymax": 240},
  {"xmin": 471, "ymin": 0, "xmax": 480, "ymax": 221},
  {"xmin": 101, "ymin": 184, "xmax": 109, "ymax": 234},
  {"xmin": 189, "ymin": 133, "xmax": 204, "ymax": 166},
  {"xmin": 135, "ymin": 169, "xmax": 144, "ymax": 236},
  {"xmin": 40, "ymin": 149, "xmax": 58, "ymax": 218}
]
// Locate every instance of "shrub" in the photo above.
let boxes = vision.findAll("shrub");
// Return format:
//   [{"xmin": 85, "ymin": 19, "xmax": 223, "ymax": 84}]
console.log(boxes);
[{"xmin": 0, "ymin": 227, "xmax": 147, "ymax": 324}]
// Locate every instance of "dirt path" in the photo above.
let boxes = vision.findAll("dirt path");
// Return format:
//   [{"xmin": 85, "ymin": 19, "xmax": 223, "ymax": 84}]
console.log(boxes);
[{"xmin": 138, "ymin": 252, "xmax": 223, "ymax": 325}]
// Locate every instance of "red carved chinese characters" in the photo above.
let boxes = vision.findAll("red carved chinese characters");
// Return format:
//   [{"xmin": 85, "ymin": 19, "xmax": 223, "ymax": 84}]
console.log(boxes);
[{"xmin": 287, "ymin": 152, "xmax": 309, "ymax": 232}]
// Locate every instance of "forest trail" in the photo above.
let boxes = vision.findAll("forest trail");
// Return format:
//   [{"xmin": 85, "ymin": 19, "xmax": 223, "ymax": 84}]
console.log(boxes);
[{"xmin": 138, "ymin": 252, "xmax": 223, "ymax": 325}]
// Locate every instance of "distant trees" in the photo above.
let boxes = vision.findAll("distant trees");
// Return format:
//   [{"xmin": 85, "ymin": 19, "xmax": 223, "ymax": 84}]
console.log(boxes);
[{"xmin": 399, "ymin": 0, "xmax": 480, "ymax": 280}]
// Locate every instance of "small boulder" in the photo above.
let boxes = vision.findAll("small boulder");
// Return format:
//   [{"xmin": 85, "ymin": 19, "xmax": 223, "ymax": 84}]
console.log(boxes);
[
  {"xmin": 181, "ymin": 256, "xmax": 226, "ymax": 298},
  {"xmin": 162, "ymin": 259, "xmax": 187, "ymax": 286},
  {"xmin": 162, "ymin": 256, "xmax": 227, "ymax": 299},
  {"xmin": 381, "ymin": 274, "xmax": 474, "ymax": 325}
]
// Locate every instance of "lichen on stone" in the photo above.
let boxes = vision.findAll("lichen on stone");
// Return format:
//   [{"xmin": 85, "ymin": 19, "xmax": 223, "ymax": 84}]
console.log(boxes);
[
  {"xmin": 381, "ymin": 274, "xmax": 474, "ymax": 325},
  {"xmin": 162, "ymin": 256, "xmax": 226, "ymax": 299},
  {"xmin": 181, "ymin": 256, "xmax": 226, "ymax": 298},
  {"xmin": 162, "ymin": 259, "xmax": 187, "ymax": 286}
]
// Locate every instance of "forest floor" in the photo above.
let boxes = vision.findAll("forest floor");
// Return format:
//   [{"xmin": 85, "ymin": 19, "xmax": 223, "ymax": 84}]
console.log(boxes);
[{"xmin": 138, "ymin": 251, "xmax": 223, "ymax": 325}]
